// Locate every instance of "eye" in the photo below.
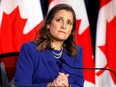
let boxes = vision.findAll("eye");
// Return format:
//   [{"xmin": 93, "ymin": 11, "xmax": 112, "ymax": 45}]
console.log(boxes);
[
  {"xmin": 56, "ymin": 18, "xmax": 62, "ymax": 22},
  {"xmin": 67, "ymin": 20, "xmax": 73, "ymax": 25}
]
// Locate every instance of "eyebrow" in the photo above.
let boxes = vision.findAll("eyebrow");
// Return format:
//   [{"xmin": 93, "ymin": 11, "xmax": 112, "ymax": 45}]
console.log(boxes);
[{"xmin": 55, "ymin": 16, "xmax": 73, "ymax": 22}]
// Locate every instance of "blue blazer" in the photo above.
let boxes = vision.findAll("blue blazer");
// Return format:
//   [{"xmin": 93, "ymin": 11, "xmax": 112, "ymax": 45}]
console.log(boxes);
[{"xmin": 15, "ymin": 42, "xmax": 84, "ymax": 87}]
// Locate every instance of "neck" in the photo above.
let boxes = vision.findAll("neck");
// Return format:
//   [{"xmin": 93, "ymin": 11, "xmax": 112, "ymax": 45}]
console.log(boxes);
[{"xmin": 51, "ymin": 40, "xmax": 63, "ymax": 50}]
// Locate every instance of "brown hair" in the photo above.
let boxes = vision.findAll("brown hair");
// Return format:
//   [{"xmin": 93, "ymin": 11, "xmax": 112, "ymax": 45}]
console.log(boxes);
[{"xmin": 34, "ymin": 4, "xmax": 77, "ymax": 56}]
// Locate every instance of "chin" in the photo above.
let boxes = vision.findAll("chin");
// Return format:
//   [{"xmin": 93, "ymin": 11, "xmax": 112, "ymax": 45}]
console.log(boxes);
[
  {"xmin": 54, "ymin": 36, "xmax": 68, "ymax": 41},
  {"xmin": 56, "ymin": 38, "xmax": 67, "ymax": 41}
]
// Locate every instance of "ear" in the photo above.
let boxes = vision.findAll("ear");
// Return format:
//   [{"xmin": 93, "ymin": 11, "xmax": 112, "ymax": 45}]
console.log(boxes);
[{"xmin": 47, "ymin": 24, "xmax": 50, "ymax": 29}]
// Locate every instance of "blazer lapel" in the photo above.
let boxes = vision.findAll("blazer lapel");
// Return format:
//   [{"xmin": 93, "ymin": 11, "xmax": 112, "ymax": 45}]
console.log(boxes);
[
  {"xmin": 41, "ymin": 49, "xmax": 59, "ymax": 80},
  {"xmin": 61, "ymin": 53, "xmax": 80, "ymax": 75}
]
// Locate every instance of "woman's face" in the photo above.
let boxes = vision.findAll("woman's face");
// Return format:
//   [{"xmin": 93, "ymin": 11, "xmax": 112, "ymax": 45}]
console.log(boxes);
[{"xmin": 47, "ymin": 10, "xmax": 73, "ymax": 41}]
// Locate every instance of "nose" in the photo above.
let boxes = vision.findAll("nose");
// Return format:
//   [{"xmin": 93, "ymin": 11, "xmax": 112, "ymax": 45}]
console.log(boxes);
[{"xmin": 61, "ymin": 22, "xmax": 66, "ymax": 29}]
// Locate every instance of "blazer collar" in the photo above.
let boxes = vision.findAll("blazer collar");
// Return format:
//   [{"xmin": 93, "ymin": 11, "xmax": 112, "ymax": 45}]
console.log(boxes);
[
  {"xmin": 41, "ymin": 49, "xmax": 59, "ymax": 80},
  {"xmin": 41, "ymin": 48, "xmax": 80, "ymax": 79},
  {"xmin": 61, "ymin": 50, "xmax": 80, "ymax": 75}
]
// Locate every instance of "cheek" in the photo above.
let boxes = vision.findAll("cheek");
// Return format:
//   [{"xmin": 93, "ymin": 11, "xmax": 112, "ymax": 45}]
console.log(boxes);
[
  {"xmin": 49, "ymin": 26, "xmax": 58, "ymax": 35},
  {"xmin": 49, "ymin": 24, "xmax": 60, "ymax": 33},
  {"xmin": 49, "ymin": 22, "xmax": 56, "ymax": 29},
  {"xmin": 67, "ymin": 28, "xmax": 72, "ymax": 35}
]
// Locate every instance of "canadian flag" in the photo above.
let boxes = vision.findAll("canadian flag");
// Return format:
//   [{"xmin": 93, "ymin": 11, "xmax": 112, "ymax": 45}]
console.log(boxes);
[
  {"xmin": 49, "ymin": 0, "xmax": 95, "ymax": 87},
  {"xmin": 0, "ymin": 0, "xmax": 43, "ymax": 85},
  {"xmin": 95, "ymin": 0, "xmax": 116, "ymax": 86}
]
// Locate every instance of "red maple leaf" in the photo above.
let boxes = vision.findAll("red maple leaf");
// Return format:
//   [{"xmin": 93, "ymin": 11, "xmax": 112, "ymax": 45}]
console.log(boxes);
[
  {"xmin": 76, "ymin": 20, "xmax": 95, "ymax": 83},
  {"xmin": 98, "ymin": 16, "xmax": 116, "ymax": 84},
  {"xmin": 0, "ymin": 6, "xmax": 42, "ymax": 54},
  {"xmin": 100, "ymin": 0, "xmax": 111, "ymax": 9},
  {"xmin": 49, "ymin": 0, "xmax": 54, "ymax": 4},
  {"xmin": 0, "ymin": 6, "xmax": 42, "ymax": 83}
]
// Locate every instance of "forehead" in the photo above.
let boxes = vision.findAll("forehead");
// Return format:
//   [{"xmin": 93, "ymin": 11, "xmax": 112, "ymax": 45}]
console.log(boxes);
[{"xmin": 54, "ymin": 10, "xmax": 73, "ymax": 20}]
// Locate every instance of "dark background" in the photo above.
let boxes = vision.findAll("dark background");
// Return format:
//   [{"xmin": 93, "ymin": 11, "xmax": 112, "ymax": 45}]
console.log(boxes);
[{"xmin": 40, "ymin": 0, "xmax": 100, "ymax": 56}]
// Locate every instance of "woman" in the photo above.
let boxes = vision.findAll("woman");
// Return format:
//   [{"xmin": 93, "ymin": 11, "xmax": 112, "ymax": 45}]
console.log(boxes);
[{"xmin": 14, "ymin": 4, "xmax": 84, "ymax": 87}]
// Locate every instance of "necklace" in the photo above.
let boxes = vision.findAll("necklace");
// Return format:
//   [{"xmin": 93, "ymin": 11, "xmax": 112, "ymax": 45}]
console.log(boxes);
[{"xmin": 52, "ymin": 48, "xmax": 63, "ymax": 59}]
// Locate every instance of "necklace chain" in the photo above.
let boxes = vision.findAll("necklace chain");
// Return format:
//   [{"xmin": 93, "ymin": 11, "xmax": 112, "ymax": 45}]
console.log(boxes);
[{"xmin": 52, "ymin": 48, "xmax": 63, "ymax": 59}]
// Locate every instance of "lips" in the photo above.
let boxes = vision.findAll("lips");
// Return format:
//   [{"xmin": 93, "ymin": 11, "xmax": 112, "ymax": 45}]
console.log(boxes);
[{"xmin": 58, "ymin": 31, "xmax": 66, "ymax": 34}]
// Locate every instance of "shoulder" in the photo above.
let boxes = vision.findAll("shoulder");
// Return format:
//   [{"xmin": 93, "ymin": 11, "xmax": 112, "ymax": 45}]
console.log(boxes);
[
  {"xmin": 76, "ymin": 45, "xmax": 83, "ymax": 54},
  {"xmin": 19, "ymin": 42, "xmax": 42, "ymax": 62},
  {"xmin": 75, "ymin": 45, "xmax": 83, "ymax": 62},
  {"xmin": 19, "ymin": 41, "xmax": 39, "ymax": 55},
  {"xmin": 21, "ymin": 41, "xmax": 37, "ymax": 50}
]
